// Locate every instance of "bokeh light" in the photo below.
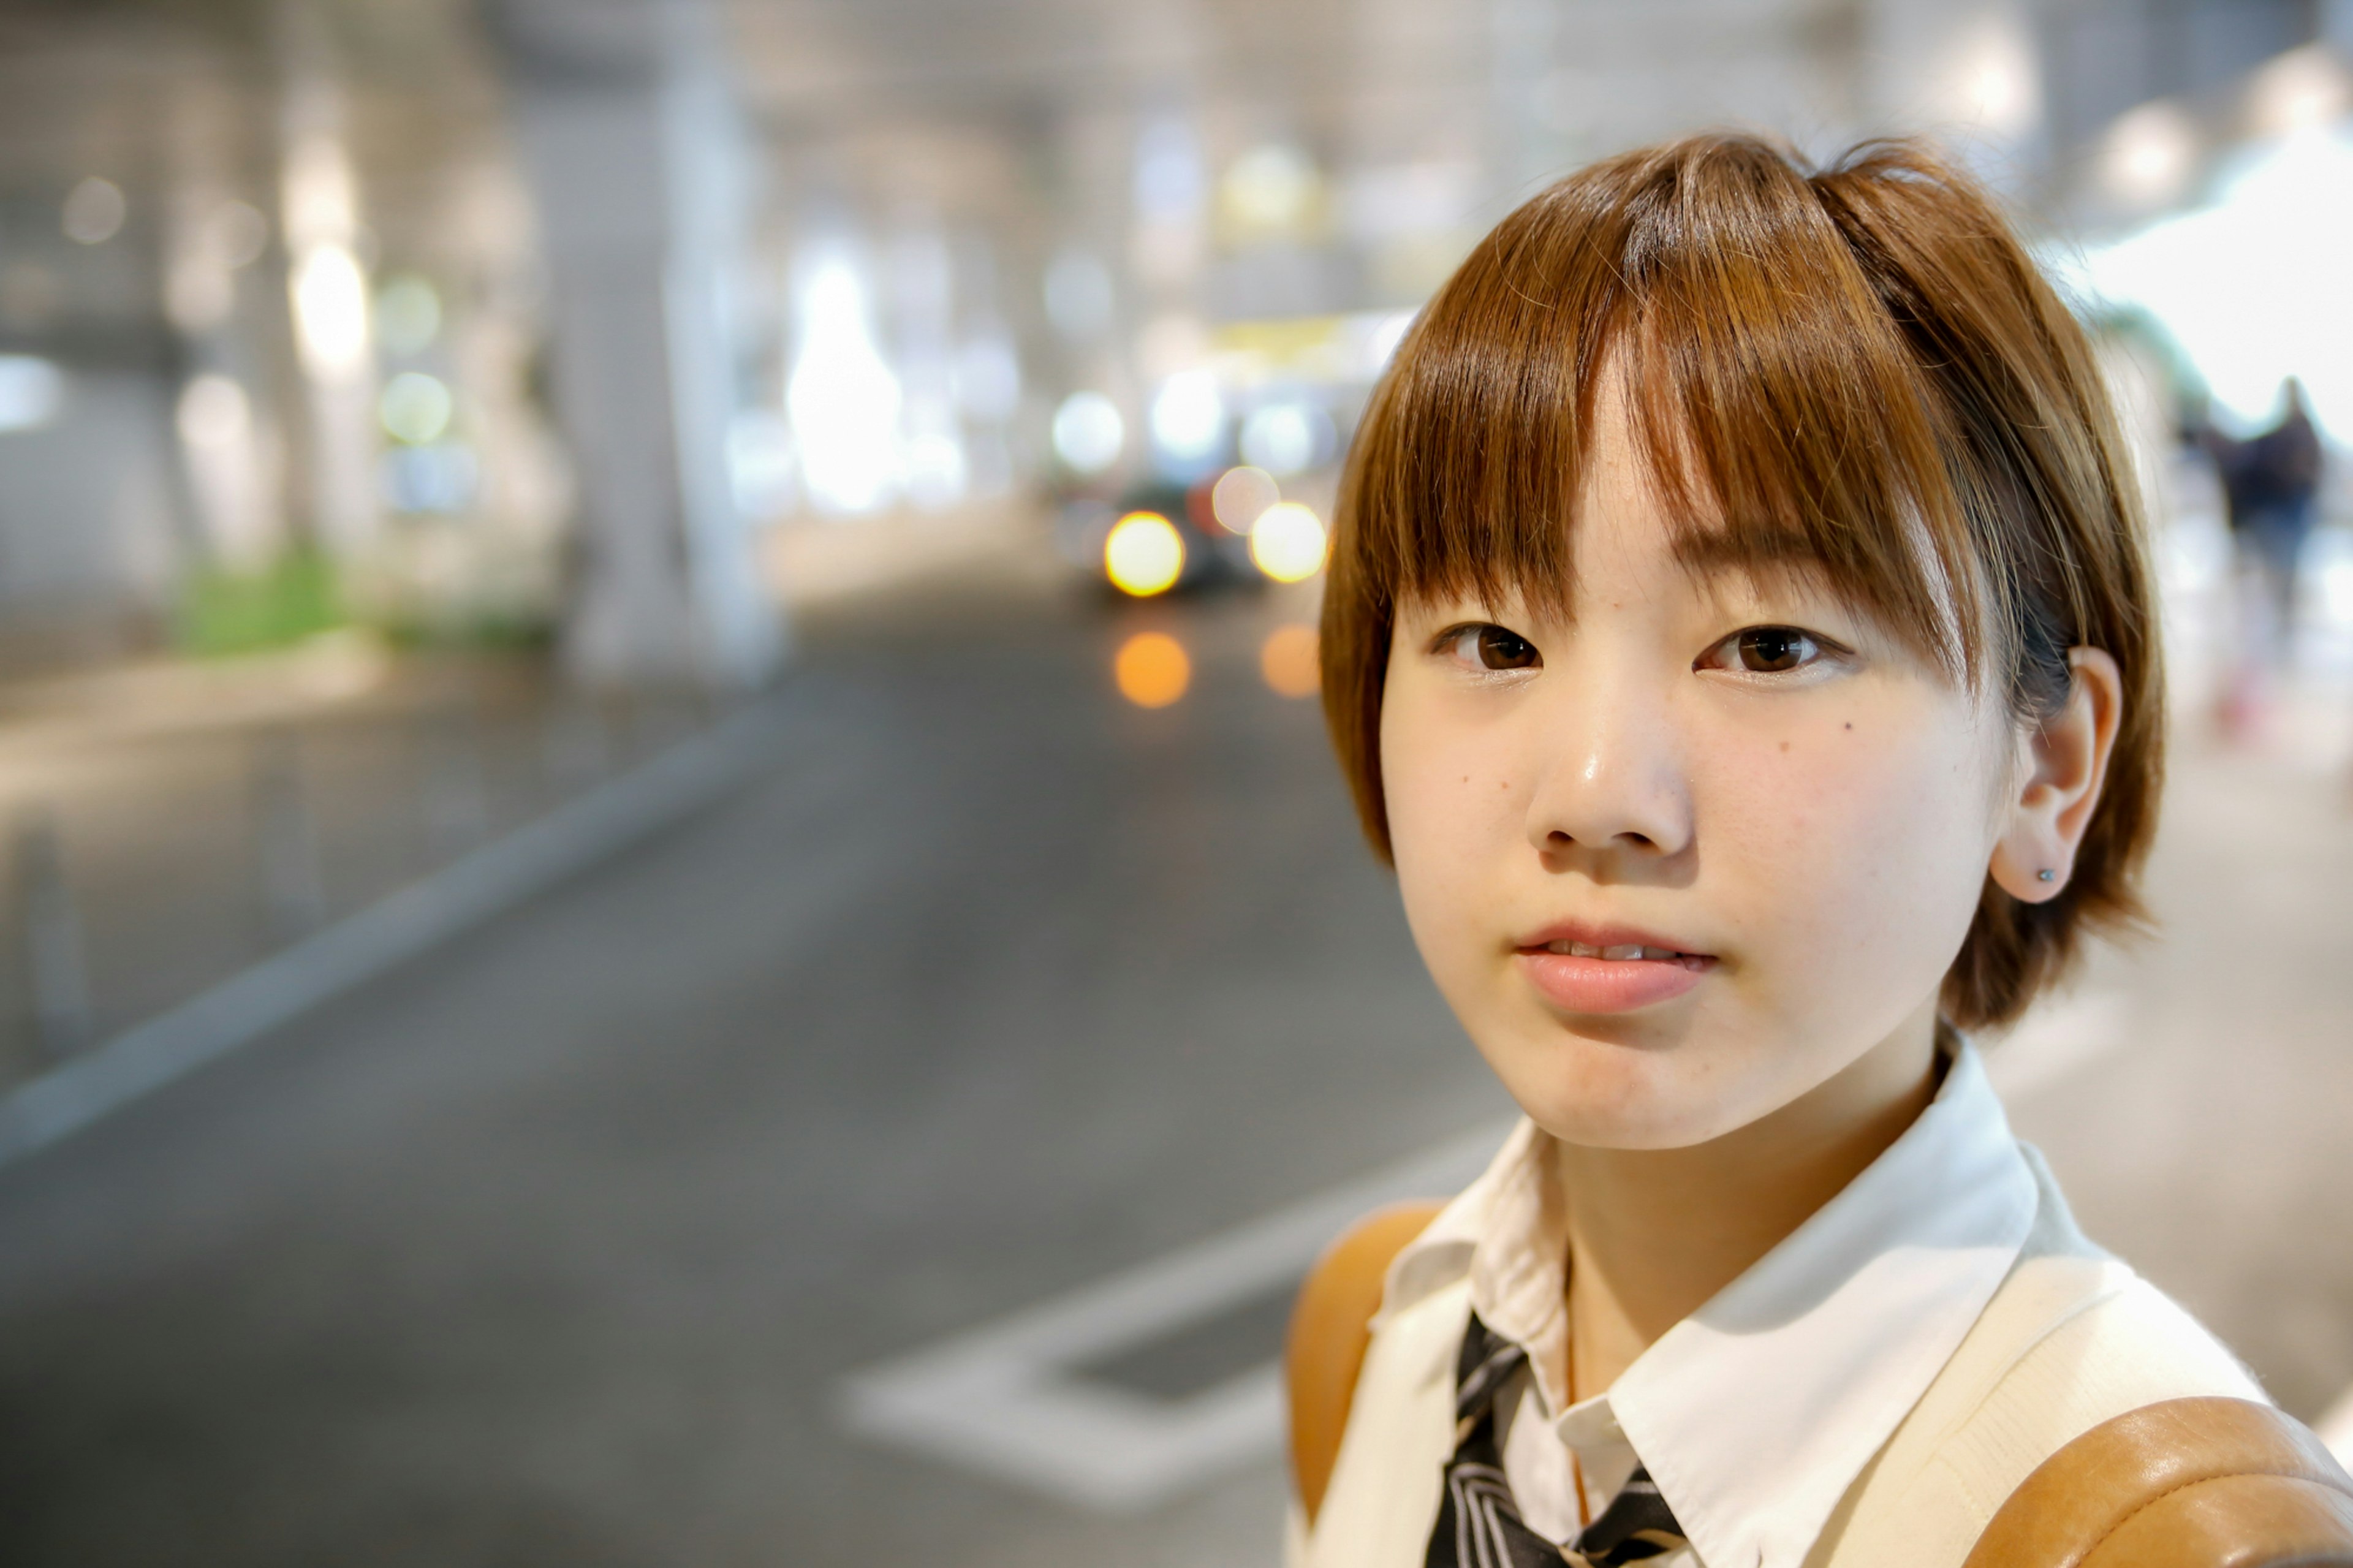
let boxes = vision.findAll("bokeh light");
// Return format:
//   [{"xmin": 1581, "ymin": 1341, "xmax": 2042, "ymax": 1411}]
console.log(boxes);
[
  {"xmin": 789, "ymin": 257, "xmax": 903, "ymax": 514},
  {"xmin": 1260, "ymin": 623, "xmax": 1320, "ymax": 699},
  {"xmin": 1052, "ymin": 390, "xmax": 1124, "ymax": 473},
  {"xmin": 2249, "ymin": 48, "xmax": 2350, "ymax": 138},
  {"xmin": 208, "ymin": 200, "xmax": 268, "ymax": 270},
  {"xmin": 1248, "ymin": 501, "xmax": 1327, "ymax": 583},
  {"xmin": 282, "ymin": 135, "xmax": 357, "ymax": 252},
  {"xmin": 379, "ymin": 371, "xmax": 454, "ymax": 444},
  {"xmin": 1210, "ymin": 465, "xmax": 1278, "ymax": 534},
  {"xmin": 1115, "ymin": 631, "xmax": 1190, "ymax": 708},
  {"xmin": 0, "ymin": 356, "xmax": 65, "ymax": 433},
  {"xmin": 2102, "ymin": 103, "xmax": 2197, "ymax": 208},
  {"xmin": 1219, "ymin": 144, "xmax": 1320, "ymax": 239},
  {"xmin": 291, "ymin": 243, "xmax": 371, "ymax": 381},
  {"xmin": 62, "ymin": 176, "xmax": 126, "ymax": 244},
  {"xmin": 1149, "ymin": 370, "xmax": 1224, "ymax": 461},
  {"xmin": 1105, "ymin": 511, "xmax": 1186, "ymax": 596},
  {"xmin": 1942, "ymin": 13, "xmax": 2038, "ymax": 139},
  {"xmin": 1238, "ymin": 401, "xmax": 1329, "ymax": 475}
]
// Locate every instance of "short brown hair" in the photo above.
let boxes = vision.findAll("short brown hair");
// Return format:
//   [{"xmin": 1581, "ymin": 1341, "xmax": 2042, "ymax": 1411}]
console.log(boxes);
[{"xmin": 1320, "ymin": 134, "xmax": 2161, "ymax": 1029}]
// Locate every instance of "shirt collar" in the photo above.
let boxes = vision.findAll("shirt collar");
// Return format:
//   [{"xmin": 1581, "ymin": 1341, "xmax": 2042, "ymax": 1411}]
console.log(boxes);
[{"xmin": 1384, "ymin": 1040, "xmax": 2039, "ymax": 1568}]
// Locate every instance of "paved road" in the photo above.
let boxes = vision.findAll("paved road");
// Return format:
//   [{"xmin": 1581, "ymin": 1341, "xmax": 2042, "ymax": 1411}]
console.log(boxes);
[
  {"xmin": 0, "ymin": 577, "xmax": 1499, "ymax": 1566},
  {"xmin": 1, "ymin": 570, "xmax": 2347, "ymax": 1566}
]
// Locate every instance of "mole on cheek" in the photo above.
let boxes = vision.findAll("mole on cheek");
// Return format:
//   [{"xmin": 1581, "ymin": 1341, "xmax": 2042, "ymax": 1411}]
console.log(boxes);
[{"xmin": 1779, "ymin": 740, "xmax": 1789, "ymax": 754}]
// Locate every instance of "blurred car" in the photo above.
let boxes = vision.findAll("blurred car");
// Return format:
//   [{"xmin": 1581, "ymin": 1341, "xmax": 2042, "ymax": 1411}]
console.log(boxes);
[{"xmin": 1055, "ymin": 473, "xmax": 1264, "ymax": 599}]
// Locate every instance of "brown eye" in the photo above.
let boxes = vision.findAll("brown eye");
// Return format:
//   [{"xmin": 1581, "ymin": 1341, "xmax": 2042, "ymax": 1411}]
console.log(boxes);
[
  {"xmin": 1734, "ymin": 626, "xmax": 1817, "ymax": 672},
  {"xmin": 1476, "ymin": 626, "xmax": 1540, "ymax": 670}
]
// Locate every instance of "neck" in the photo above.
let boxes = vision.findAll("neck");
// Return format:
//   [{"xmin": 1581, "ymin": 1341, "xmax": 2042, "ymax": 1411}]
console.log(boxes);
[{"xmin": 1556, "ymin": 1003, "xmax": 1942, "ymax": 1403}]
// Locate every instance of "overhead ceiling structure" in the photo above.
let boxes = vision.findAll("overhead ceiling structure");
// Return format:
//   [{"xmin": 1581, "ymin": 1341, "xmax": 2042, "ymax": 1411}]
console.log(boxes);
[
  {"xmin": 717, "ymin": 0, "xmax": 1884, "ymax": 234},
  {"xmin": 0, "ymin": 0, "xmax": 2341, "ymax": 667},
  {"xmin": 0, "ymin": 0, "xmax": 515, "ymax": 357},
  {"xmin": 0, "ymin": 0, "xmax": 2327, "ymax": 358}
]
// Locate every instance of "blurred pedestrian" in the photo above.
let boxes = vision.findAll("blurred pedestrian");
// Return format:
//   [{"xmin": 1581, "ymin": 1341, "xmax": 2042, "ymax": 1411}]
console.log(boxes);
[{"xmin": 2201, "ymin": 377, "xmax": 2324, "ymax": 737}]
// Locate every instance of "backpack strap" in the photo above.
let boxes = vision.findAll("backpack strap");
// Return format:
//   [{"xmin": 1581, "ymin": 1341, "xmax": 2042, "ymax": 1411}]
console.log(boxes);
[
  {"xmin": 1285, "ymin": 1200, "xmax": 1446, "ymax": 1526},
  {"xmin": 1963, "ymin": 1396, "xmax": 2353, "ymax": 1567}
]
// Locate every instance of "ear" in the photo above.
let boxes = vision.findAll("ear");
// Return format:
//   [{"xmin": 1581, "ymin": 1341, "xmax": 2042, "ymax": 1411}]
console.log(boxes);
[{"xmin": 1989, "ymin": 648, "xmax": 2124, "ymax": 903}]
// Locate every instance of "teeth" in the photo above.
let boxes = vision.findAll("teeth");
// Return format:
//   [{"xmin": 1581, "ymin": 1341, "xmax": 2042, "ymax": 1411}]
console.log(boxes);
[{"xmin": 1544, "ymin": 941, "xmax": 1689, "ymax": 961}]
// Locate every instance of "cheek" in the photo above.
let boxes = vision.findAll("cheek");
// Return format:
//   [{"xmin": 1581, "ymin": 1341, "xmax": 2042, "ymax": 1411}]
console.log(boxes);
[
  {"xmin": 1707, "ymin": 700, "xmax": 1995, "ymax": 985},
  {"xmin": 1379, "ymin": 689, "xmax": 1521, "ymax": 968}
]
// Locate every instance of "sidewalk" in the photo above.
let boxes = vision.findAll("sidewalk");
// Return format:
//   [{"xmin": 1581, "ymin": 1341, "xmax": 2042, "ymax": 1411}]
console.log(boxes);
[{"xmin": 0, "ymin": 636, "xmax": 716, "ymax": 1091}]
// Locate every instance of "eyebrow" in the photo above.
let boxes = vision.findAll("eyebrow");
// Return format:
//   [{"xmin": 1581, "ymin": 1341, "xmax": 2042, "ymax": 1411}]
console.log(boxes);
[{"xmin": 1667, "ymin": 515, "xmax": 1835, "ymax": 576}]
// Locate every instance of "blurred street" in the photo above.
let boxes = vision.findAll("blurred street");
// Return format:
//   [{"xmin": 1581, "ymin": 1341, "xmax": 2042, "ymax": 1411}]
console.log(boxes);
[
  {"xmin": 1, "ymin": 553, "xmax": 2351, "ymax": 1567},
  {"xmin": 5, "ymin": 0, "xmax": 2353, "ymax": 1562}
]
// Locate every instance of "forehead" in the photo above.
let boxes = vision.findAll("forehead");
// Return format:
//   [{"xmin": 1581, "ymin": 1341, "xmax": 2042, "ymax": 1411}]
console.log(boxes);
[
  {"xmin": 1395, "ymin": 361, "xmax": 1883, "ymax": 626},
  {"xmin": 1347, "ymin": 151, "xmax": 1984, "ymax": 681}
]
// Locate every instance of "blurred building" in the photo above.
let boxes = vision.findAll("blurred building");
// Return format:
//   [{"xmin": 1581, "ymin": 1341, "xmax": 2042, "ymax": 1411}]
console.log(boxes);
[{"xmin": 0, "ymin": 0, "xmax": 2343, "ymax": 687}]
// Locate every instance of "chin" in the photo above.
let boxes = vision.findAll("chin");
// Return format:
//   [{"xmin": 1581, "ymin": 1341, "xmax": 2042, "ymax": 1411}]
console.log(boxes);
[{"xmin": 1492, "ymin": 1027, "xmax": 1759, "ymax": 1151}]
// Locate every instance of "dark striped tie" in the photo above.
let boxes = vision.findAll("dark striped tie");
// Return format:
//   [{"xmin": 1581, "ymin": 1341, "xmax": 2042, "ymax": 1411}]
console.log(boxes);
[{"xmin": 1422, "ymin": 1314, "xmax": 1689, "ymax": 1568}]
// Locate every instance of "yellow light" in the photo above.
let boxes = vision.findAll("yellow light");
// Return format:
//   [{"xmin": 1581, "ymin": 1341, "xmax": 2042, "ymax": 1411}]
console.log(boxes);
[
  {"xmin": 1115, "ymin": 631, "xmax": 1190, "ymax": 708},
  {"xmin": 1211, "ymin": 465, "xmax": 1278, "ymax": 534},
  {"xmin": 1260, "ymin": 623, "xmax": 1319, "ymax": 699},
  {"xmin": 1249, "ymin": 501, "xmax": 1327, "ymax": 583},
  {"xmin": 1105, "ymin": 510, "xmax": 1185, "ymax": 596}
]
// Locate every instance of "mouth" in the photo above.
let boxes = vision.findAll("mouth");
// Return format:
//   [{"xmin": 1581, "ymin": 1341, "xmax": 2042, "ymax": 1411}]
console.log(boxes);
[
  {"xmin": 1529, "ymin": 938, "xmax": 1711, "ymax": 972},
  {"xmin": 1513, "ymin": 924, "xmax": 1716, "ymax": 1014}
]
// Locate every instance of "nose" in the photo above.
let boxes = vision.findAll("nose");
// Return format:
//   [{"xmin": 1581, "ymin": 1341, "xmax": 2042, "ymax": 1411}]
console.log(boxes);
[{"xmin": 1521, "ymin": 661, "xmax": 1694, "ymax": 868}]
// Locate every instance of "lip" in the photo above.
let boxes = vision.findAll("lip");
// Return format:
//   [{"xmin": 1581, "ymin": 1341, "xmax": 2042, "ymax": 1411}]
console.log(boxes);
[
  {"xmin": 1512, "ymin": 920, "xmax": 1716, "ymax": 1015},
  {"xmin": 1517, "ymin": 920, "xmax": 1705, "ymax": 956}
]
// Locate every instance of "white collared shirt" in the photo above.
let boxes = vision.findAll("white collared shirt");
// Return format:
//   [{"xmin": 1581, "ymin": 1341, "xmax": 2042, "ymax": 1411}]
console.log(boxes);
[{"xmin": 1376, "ymin": 1042, "xmax": 2040, "ymax": 1568}]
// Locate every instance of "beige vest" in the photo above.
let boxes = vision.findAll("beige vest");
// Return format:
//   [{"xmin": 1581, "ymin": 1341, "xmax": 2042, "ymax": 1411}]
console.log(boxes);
[{"xmin": 1293, "ymin": 1159, "xmax": 2264, "ymax": 1568}]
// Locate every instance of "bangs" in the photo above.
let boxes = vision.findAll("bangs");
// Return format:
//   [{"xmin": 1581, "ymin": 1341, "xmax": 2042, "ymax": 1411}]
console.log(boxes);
[{"xmin": 1344, "ymin": 135, "xmax": 1988, "ymax": 683}]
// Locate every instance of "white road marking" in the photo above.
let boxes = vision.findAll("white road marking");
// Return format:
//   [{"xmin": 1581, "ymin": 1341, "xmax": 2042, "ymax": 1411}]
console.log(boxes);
[
  {"xmin": 2316, "ymin": 1382, "xmax": 2353, "ymax": 1469},
  {"xmin": 1984, "ymin": 991, "xmax": 2129, "ymax": 1103},
  {"xmin": 838, "ymin": 1119, "xmax": 1512, "ymax": 1512},
  {"xmin": 0, "ymin": 693, "xmax": 805, "ymax": 1169},
  {"xmin": 841, "ymin": 988, "xmax": 2141, "ymax": 1511}
]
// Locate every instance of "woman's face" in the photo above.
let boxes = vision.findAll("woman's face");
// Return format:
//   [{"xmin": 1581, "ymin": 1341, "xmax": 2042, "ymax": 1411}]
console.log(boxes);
[{"xmin": 1379, "ymin": 390, "xmax": 2018, "ymax": 1149}]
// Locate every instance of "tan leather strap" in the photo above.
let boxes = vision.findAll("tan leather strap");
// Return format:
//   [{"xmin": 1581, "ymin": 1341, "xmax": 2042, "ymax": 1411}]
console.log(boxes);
[
  {"xmin": 1285, "ymin": 1200, "xmax": 1446, "ymax": 1526},
  {"xmin": 1963, "ymin": 1396, "xmax": 2353, "ymax": 1568}
]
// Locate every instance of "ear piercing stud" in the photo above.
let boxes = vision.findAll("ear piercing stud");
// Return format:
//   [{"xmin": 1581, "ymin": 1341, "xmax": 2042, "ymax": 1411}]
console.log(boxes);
[{"xmin": 2037, "ymin": 869, "xmax": 2056, "ymax": 882}]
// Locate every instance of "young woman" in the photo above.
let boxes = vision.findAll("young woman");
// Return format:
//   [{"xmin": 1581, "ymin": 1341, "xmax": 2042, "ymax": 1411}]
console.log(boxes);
[{"xmin": 1289, "ymin": 134, "xmax": 2318, "ymax": 1567}]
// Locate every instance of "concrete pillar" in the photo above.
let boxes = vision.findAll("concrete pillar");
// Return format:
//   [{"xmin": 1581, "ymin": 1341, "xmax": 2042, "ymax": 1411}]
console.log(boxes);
[
  {"xmin": 487, "ymin": 0, "xmax": 783, "ymax": 691},
  {"xmin": 276, "ymin": 4, "xmax": 384, "ymax": 570}
]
